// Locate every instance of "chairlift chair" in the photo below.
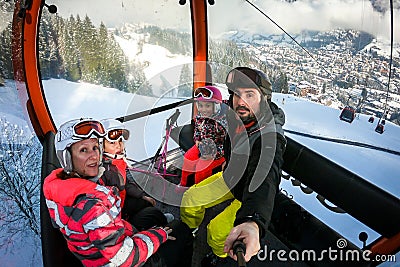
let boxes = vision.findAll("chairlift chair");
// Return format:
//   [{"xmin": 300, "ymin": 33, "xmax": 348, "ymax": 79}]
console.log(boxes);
[{"xmin": 339, "ymin": 106, "xmax": 356, "ymax": 123}]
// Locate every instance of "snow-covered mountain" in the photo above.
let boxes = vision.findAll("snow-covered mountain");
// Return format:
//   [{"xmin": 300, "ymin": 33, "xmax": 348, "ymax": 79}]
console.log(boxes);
[
  {"xmin": 369, "ymin": 0, "xmax": 400, "ymax": 12},
  {"xmin": 282, "ymin": 0, "xmax": 400, "ymax": 13}
]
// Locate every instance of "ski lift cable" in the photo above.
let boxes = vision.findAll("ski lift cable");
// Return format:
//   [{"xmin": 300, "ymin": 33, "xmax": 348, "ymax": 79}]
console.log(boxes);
[
  {"xmin": 284, "ymin": 129, "xmax": 400, "ymax": 157},
  {"xmin": 358, "ymin": 0, "xmax": 365, "ymax": 52},
  {"xmin": 380, "ymin": 0, "xmax": 394, "ymax": 123},
  {"xmin": 244, "ymin": 0, "xmax": 335, "ymax": 81}
]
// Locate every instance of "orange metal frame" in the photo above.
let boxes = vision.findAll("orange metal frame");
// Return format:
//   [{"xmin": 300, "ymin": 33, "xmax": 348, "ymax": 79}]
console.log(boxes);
[
  {"xmin": 190, "ymin": 0, "xmax": 208, "ymax": 117},
  {"xmin": 12, "ymin": 0, "xmax": 56, "ymax": 141},
  {"xmin": 370, "ymin": 232, "xmax": 400, "ymax": 257},
  {"xmin": 191, "ymin": 0, "xmax": 208, "ymax": 88}
]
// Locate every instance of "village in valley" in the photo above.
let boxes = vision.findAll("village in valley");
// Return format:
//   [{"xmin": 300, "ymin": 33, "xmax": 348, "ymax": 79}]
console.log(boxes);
[{"xmin": 230, "ymin": 29, "xmax": 400, "ymax": 125}]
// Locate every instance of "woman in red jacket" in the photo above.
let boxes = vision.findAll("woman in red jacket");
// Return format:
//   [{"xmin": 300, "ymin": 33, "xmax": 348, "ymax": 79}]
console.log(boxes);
[{"xmin": 43, "ymin": 118, "xmax": 192, "ymax": 266}]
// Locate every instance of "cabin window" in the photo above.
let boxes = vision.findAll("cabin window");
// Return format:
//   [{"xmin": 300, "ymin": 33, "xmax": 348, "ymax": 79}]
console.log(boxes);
[{"xmin": 38, "ymin": 0, "xmax": 193, "ymax": 160}]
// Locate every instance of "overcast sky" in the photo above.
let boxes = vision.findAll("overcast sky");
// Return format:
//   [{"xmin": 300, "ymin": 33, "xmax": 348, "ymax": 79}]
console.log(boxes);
[{"xmin": 47, "ymin": 0, "xmax": 399, "ymax": 42}]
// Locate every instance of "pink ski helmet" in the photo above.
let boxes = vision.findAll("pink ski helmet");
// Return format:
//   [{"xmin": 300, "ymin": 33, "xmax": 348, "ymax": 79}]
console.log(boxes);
[
  {"xmin": 194, "ymin": 85, "xmax": 223, "ymax": 114},
  {"xmin": 194, "ymin": 86, "xmax": 223, "ymax": 103}
]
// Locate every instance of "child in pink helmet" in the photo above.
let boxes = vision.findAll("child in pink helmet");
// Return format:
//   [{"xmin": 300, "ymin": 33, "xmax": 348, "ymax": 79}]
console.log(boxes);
[{"xmin": 179, "ymin": 85, "xmax": 227, "ymax": 187}]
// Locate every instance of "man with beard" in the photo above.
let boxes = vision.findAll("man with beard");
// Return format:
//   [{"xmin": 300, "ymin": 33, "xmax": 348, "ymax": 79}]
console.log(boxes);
[{"xmin": 180, "ymin": 67, "xmax": 286, "ymax": 266}]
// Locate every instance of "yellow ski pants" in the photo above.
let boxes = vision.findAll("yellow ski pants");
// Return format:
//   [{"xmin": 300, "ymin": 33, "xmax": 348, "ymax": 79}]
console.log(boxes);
[{"xmin": 180, "ymin": 172, "xmax": 242, "ymax": 257}]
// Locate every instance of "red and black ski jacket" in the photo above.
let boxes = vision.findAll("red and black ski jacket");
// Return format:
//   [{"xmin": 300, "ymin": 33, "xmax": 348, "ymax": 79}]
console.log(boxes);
[{"xmin": 43, "ymin": 168, "xmax": 167, "ymax": 267}]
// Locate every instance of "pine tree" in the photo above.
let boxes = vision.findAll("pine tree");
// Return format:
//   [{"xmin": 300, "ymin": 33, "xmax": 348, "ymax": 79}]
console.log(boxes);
[
  {"xmin": 98, "ymin": 23, "xmax": 131, "ymax": 91},
  {"xmin": 0, "ymin": 23, "xmax": 12, "ymax": 79},
  {"xmin": 38, "ymin": 11, "xmax": 62, "ymax": 79},
  {"xmin": 79, "ymin": 15, "xmax": 99, "ymax": 83},
  {"xmin": 178, "ymin": 64, "xmax": 192, "ymax": 97},
  {"xmin": 60, "ymin": 15, "xmax": 81, "ymax": 81},
  {"xmin": 209, "ymin": 39, "xmax": 255, "ymax": 84},
  {"xmin": 279, "ymin": 72, "xmax": 289, "ymax": 93},
  {"xmin": 132, "ymin": 62, "xmax": 152, "ymax": 96},
  {"xmin": 96, "ymin": 22, "xmax": 112, "ymax": 85}
]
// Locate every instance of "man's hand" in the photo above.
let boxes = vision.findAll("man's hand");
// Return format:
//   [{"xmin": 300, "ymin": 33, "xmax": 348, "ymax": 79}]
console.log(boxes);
[
  {"xmin": 142, "ymin": 196, "xmax": 156, "ymax": 206},
  {"xmin": 223, "ymin": 221, "xmax": 260, "ymax": 262}
]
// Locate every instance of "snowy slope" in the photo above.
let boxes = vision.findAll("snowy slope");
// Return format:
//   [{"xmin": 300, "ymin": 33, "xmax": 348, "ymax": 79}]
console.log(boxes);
[
  {"xmin": 0, "ymin": 80, "xmax": 29, "ymax": 122},
  {"xmin": 114, "ymin": 31, "xmax": 191, "ymax": 96},
  {"xmin": 0, "ymin": 80, "xmax": 34, "ymax": 141}
]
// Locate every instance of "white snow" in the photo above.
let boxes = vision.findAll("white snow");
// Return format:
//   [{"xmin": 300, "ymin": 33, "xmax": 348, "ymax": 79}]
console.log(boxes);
[{"xmin": 114, "ymin": 33, "xmax": 192, "ymax": 96}]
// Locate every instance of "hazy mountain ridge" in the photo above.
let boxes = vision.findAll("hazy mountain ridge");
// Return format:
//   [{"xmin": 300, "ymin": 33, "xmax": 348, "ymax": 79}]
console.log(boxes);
[
  {"xmin": 369, "ymin": 0, "xmax": 400, "ymax": 12},
  {"xmin": 282, "ymin": 0, "xmax": 400, "ymax": 13},
  {"xmin": 218, "ymin": 28, "xmax": 398, "ymax": 59}
]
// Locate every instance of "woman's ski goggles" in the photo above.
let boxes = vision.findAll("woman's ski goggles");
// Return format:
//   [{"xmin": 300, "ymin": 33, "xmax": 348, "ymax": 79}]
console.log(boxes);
[
  {"xmin": 194, "ymin": 87, "xmax": 214, "ymax": 99},
  {"xmin": 73, "ymin": 120, "xmax": 105, "ymax": 139},
  {"xmin": 105, "ymin": 129, "xmax": 130, "ymax": 142},
  {"xmin": 225, "ymin": 67, "xmax": 269, "ymax": 90}
]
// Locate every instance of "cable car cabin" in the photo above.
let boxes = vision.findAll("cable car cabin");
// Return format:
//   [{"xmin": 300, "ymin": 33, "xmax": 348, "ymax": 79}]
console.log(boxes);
[
  {"xmin": 8, "ymin": 0, "xmax": 400, "ymax": 266},
  {"xmin": 368, "ymin": 116, "xmax": 374, "ymax": 123},
  {"xmin": 375, "ymin": 123, "xmax": 384, "ymax": 134},
  {"xmin": 339, "ymin": 106, "xmax": 356, "ymax": 123}
]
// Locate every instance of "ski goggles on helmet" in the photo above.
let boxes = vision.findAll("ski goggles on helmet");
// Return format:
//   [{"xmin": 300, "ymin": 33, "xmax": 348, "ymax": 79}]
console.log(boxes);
[
  {"xmin": 73, "ymin": 120, "xmax": 105, "ymax": 138},
  {"xmin": 58, "ymin": 119, "xmax": 105, "ymax": 142},
  {"xmin": 225, "ymin": 67, "xmax": 270, "ymax": 91},
  {"xmin": 194, "ymin": 86, "xmax": 214, "ymax": 99},
  {"xmin": 105, "ymin": 129, "xmax": 130, "ymax": 142}
]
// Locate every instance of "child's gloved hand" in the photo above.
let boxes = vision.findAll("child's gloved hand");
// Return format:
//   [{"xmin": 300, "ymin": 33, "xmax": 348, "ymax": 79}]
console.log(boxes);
[{"xmin": 198, "ymin": 138, "xmax": 217, "ymax": 160}]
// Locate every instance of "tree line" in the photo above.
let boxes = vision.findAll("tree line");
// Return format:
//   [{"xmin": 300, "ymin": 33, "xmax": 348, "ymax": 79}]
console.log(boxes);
[
  {"xmin": 209, "ymin": 40, "xmax": 289, "ymax": 93},
  {"xmin": 0, "ymin": 8, "xmax": 289, "ymax": 95}
]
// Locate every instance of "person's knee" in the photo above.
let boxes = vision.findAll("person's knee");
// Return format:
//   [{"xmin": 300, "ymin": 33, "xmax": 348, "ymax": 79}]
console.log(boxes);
[
  {"xmin": 168, "ymin": 219, "xmax": 188, "ymax": 231},
  {"xmin": 207, "ymin": 218, "xmax": 229, "ymax": 257},
  {"xmin": 168, "ymin": 220, "xmax": 194, "ymax": 245}
]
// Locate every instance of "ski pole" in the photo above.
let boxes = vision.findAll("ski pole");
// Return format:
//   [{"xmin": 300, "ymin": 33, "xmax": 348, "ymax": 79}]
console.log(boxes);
[{"xmin": 233, "ymin": 240, "xmax": 246, "ymax": 267}]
